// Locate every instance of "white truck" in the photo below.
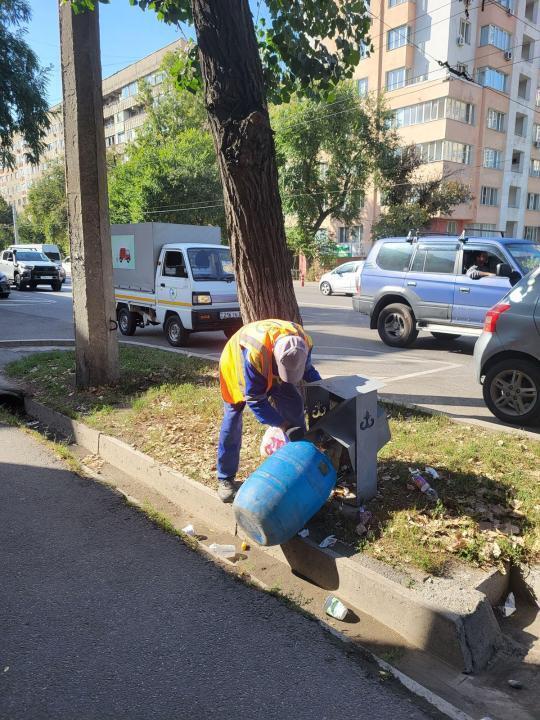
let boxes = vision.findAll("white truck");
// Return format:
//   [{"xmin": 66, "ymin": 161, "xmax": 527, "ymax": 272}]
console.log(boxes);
[
  {"xmin": 113, "ymin": 223, "xmax": 242, "ymax": 347},
  {"xmin": 0, "ymin": 246, "xmax": 63, "ymax": 291}
]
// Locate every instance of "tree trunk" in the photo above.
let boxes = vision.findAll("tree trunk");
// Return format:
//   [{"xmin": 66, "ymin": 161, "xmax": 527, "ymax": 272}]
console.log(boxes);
[
  {"xmin": 191, "ymin": 0, "xmax": 301, "ymax": 324},
  {"xmin": 59, "ymin": 1, "xmax": 119, "ymax": 387}
]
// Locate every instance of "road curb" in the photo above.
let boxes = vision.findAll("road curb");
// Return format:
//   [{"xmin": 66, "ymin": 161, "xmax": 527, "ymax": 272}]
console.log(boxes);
[{"xmin": 23, "ymin": 395, "xmax": 505, "ymax": 673}]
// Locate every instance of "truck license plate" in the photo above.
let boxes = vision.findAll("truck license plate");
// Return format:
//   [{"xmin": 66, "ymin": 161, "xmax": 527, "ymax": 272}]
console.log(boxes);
[{"xmin": 220, "ymin": 311, "xmax": 241, "ymax": 319}]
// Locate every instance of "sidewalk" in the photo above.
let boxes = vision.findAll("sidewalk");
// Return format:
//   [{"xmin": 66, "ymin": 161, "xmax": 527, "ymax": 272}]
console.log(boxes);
[{"xmin": 0, "ymin": 423, "xmax": 441, "ymax": 720}]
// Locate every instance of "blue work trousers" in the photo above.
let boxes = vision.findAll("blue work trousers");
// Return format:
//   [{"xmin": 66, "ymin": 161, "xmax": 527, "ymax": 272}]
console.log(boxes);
[{"xmin": 217, "ymin": 383, "xmax": 304, "ymax": 482}]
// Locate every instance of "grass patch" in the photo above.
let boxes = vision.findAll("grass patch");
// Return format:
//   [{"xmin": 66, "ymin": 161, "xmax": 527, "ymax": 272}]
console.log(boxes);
[{"xmin": 8, "ymin": 349, "xmax": 540, "ymax": 573}]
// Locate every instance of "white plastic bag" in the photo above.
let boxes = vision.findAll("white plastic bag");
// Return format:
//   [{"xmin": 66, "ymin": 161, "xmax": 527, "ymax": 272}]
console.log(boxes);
[{"xmin": 260, "ymin": 426, "xmax": 288, "ymax": 457}]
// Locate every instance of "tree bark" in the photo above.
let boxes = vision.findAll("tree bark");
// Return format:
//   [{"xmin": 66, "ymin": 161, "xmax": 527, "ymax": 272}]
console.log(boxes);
[
  {"xmin": 59, "ymin": 1, "xmax": 119, "ymax": 387},
  {"xmin": 191, "ymin": 0, "xmax": 301, "ymax": 324}
]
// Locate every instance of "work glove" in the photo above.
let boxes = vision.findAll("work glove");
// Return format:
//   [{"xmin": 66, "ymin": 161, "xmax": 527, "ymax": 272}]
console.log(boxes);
[{"xmin": 285, "ymin": 426, "xmax": 305, "ymax": 442}]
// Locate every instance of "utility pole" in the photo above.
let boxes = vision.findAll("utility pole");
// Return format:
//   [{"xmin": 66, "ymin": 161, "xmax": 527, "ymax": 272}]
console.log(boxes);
[
  {"xmin": 58, "ymin": 0, "xmax": 119, "ymax": 387},
  {"xmin": 11, "ymin": 203, "xmax": 19, "ymax": 244}
]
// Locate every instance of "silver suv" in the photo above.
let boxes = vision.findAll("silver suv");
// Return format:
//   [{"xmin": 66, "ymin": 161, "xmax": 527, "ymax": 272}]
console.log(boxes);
[{"xmin": 474, "ymin": 267, "xmax": 540, "ymax": 426}]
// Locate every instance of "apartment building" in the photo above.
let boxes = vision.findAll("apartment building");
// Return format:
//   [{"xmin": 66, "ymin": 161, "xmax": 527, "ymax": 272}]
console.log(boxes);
[
  {"xmin": 0, "ymin": 39, "xmax": 185, "ymax": 210},
  {"xmin": 333, "ymin": 0, "xmax": 540, "ymax": 256}
]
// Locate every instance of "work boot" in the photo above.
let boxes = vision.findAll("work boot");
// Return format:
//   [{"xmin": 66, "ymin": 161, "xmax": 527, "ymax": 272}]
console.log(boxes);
[{"xmin": 217, "ymin": 480, "xmax": 236, "ymax": 503}]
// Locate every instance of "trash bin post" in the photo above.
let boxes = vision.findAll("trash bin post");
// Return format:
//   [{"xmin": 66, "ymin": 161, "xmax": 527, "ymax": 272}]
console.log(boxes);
[{"xmin": 355, "ymin": 387, "xmax": 379, "ymax": 502}]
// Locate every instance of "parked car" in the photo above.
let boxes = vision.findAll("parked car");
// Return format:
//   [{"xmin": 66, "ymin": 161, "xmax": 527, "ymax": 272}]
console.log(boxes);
[
  {"xmin": 12, "ymin": 243, "xmax": 66, "ymax": 284},
  {"xmin": 474, "ymin": 267, "xmax": 540, "ymax": 426},
  {"xmin": 319, "ymin": 261, "xmax": 364, "ymax": 296},
  {"xmin": 353, "ymin": 234, "xmax": 540, "ymax": 347},
  {"xmin": 0, "ymin": 271, "xmax": 10, "ymax": 298},
  {"xmin": 0, "ymin": 247, "xmax": 62, "ymax": 291},
  {"xmin": 63, "ymin": 256, "xmax": 71, "ymax": 278}
]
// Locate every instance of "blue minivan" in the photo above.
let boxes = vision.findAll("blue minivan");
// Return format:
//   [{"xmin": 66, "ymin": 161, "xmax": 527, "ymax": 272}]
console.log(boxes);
[{"xmin": 352, "ymin": 234, "xmax": 540, "ymax": 347}]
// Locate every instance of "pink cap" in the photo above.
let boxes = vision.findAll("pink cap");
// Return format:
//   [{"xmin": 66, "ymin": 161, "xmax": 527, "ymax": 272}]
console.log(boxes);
[{"xmin": 273, "ymin": 335, "xmax": 308, "ymax": 384}]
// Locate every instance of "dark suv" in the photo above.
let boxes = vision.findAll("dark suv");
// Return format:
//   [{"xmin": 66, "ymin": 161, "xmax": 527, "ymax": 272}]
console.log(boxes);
[{"xmin": 353, "ymin": 234, "xmax": 540, "ymax": 347}]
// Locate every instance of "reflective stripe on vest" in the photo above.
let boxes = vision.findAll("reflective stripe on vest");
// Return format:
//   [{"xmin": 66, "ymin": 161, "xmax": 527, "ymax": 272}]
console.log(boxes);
[{"xmin": 219, "ymin": 319, "xmax": 313, "ymax": 404}]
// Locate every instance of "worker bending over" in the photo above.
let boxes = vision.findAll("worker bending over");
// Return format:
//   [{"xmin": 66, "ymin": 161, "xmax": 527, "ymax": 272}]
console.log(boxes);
[{"xmin": 217, "ymin": 319, "xmax": 321, "ymax": 502}]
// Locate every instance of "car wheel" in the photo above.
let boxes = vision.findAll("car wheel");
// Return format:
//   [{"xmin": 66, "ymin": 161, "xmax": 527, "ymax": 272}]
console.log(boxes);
[
  {"xmin": 483, "ymin": 358, "xmax": 540, "ymax": 426},
  {"xmin": 29, "ymin": 282, "xmax": 37, "ymax": 290},
  {"xmin": 320, "ymin": 281, "xmax": 332, "ymax": 296},
  {"xmin": 377, "ymin": 303, "xmax": 418, "ymax": 348},
  {"xmin": 117, "ymin": 307, "xmax": 137, "ymax": 336},
  {"xmin": 431, "ymin": 332, "xmax": 461, "ymax": 341},
  {"xmin": 164, "ymin": 314, "xmax": 189, "ymax": 347},
  {"xmin": 15, "ymin": 274, "xmax": 27, "ymax": 291},
  {"xmin": 51, "ymin": 280, "xmax": 62, "ymax": 292},
  {"xmin": 0, "ymin": 292, "xmax": 9, "ymax": 299}
]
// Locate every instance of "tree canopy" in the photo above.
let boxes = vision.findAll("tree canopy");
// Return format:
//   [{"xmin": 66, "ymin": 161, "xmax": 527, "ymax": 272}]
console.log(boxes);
[
  {"xmin": 0, "ymin": 0, "xmax": 50, "ymax": 169},
  {"xmin": 18, "ymin": 161, "xmax": 68, "ymax": 253},
  {"xmin": 0, "ymin": 195, "xmax": 14, "ymax": 249},
  {"xmin": 272, "ymin": 86, "xmax": 398, "ymax": 260}
]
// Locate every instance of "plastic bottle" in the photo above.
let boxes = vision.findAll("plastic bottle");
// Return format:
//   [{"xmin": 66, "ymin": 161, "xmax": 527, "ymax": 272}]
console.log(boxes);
[
  {"xmin": 324, "ymin": 595, "xmax": 349, "ymax": 621},
  {"xmin": 409, "ymin": 469, "xmax": 438, "ymax": 501},
  {"xmin": 208, "ymin": 543, "xmax": 236, "ymax": 560}
]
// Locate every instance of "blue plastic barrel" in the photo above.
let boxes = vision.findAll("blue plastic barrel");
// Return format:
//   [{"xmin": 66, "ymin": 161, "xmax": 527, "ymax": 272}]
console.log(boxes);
[{"xmin": 233, "ymin": 441, "xmax": 337, "ymax": 546}]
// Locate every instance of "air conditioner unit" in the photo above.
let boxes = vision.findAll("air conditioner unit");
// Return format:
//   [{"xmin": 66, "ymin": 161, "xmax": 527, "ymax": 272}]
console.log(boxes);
[
  {"xmin": 504, "ymin": 50, "xmax": 513, "ymax": 60},
  {"xmin": 457, "ymin": 35, "xmax": 465, "ymax": 46}
]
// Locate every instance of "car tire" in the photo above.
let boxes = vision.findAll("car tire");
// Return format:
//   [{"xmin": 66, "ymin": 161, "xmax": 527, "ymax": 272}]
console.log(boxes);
[
  {"xmin": 431, "ymin": 332, "xmax": 461, "ymax": 341},
  {"xmin": 0, "ymin": 292, "xmax": 9, "ymax": 299},
  {"xmin": 15, "ymin": 274, "xmax": 27, "ymax": 291},
  {"xmin": 320, "ymin": 281, "xmax": 332, "ymax": 296},
  {"xmin": 164, "ymin": 314, "xmax": 189, "ymax": 347},
  {"xmin": 483, "ymin": 358, "xmax": 540, "ymax": 427},
  {"xmin": 117, "ymin": 307, "xmax": 137, "ymax": 336},
  {"xmin": 377, "ymin": 303, "xmax": 418, "ymax": 348}
]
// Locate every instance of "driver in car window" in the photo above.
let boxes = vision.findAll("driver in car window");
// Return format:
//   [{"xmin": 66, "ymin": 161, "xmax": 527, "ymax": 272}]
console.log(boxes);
[{"xmin": 466, "ymin": 251, "xmax": 496, "ymax": 280}]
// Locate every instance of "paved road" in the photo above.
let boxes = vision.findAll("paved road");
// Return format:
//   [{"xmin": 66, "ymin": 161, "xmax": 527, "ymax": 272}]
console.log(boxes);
[
  {"xmin": 0, "ymin": 423, "xmax": 439, "ymax": 720},
  {"xmin": 0, "ymin": 281, "xmax": 536, "ymax": 434}
]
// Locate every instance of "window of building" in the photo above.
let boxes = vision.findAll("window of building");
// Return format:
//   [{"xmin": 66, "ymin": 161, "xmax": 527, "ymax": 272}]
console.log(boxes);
[
  {"xmin": 392, "ymin": 97, "xmax": 473, "ymax": 128},
  {"xmin": 525, "ymin": 0, "xmax": 537, "ymax": 22},
  {"xmin": 508, "ymin": 186, "xmax": 521, "ymax": 208},
  {"xmin": 360, "ymin": 41, "xmax": 370, "ymax": 59},
  {"xmin": 120, "ymin": 81, "xmax": 138, "ymax": 99},
  {"xmin": 534, "ymin": 124, "xmax": 540, "ymax": 143},
  {"xmin": 524, "ymin": 226, "xmax": 540, "ymax": 241},
  {"xmin": 477, "ymin": 67, "xmax": 508, "ymax": 92},
  {"xmin": 105, "ymin": 135, "xmax": 115, "ymax": 147},
  {"xmin": 487, "ymin": 108, "xmax": 505, "ymax": 132},
  {"xmin": 480, "ymin": 186, "xmax": 499, "ymax": 206},
  {"xmin": 518, "ymin": 74, "xmax": 531, "ymax": 100},
  {"xmin": 116, "ymin": 131, "xmax": 125, "ymax": 144},
  {"xmin": 505, "ymin": 221, "xmax": 517, "ymax": 237},
  {"xmin": 515, "ymin": 113, "xmax": 527, "ymax": 137},
  {"xmin": 411, "ymin": 244, "xmax": 458, "ymax": 273},
  {"xmin": 456, "ymin": 63, "xmax": 469, "ymax": 76},
  {"xmin": 387, "ymin": 25, "xmax": 411, "ymax": 50},
  {"xmin": 388, "ymin": 0, "xmax": 408, "ymax": 6},
  {"xmin": 357, "ymin": 78, "xmax": 369, "ymax": 96},
  {"xmin": 447, "ymin": 221, "xmax": 458, "ymax": 234},
  {"xmin": 386, "ymin": 67, "xmax": 408, "ymax": 91},
  {"xmin": 376, "ymin": 242, "xmax": 413, "ymax": 272},
  {"xmin": 511, "ymin": 150, "xmax": 524, "ymax": 172},
  {"xmin": 415, "ymin": 140, "xmax": 472, "ymax": 164},
  {"xmin": 459, "ymin": 18, "xmax": 471, "ymax": 44},
  {"xmin": 479, "ymin": 25, "xmax": 511, "ymax": 51},
  {"xmin": 483, "ymin": 148, "xmax": 503, "ymax": 169},
  {"xmin": 521, "ymin": 36, "xmax": 534, "ymax": 61},
  {"xmin": 445, "ymin": 97, "xmax": 474, "ymax": 124},
  {"xmin": 495, "ymin": 0, "xmax": 514, "ymax": 10},
  {"xmin": 527, "ymin": 193, "xmax": 540, "ymax": 210},
  {"xmin": 531, "ymin": 159, "xmax": 540, "ymax": 177}
]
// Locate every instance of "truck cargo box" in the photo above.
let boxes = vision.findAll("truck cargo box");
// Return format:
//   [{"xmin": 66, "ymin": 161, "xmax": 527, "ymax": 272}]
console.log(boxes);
[{"xmin": 111, "ymin": 222, "xmax": 221, "ymax": 293}]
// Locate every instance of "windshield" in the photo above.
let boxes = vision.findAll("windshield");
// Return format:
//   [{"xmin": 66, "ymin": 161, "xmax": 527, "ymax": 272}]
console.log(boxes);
[
  {"xmin": 507, "ymin": 243, "xmax": 540, "ymax": 274},
  {"xmin": 45, "ymin": 251, "xmax": 61, "ymax": 262},
  {"xmin": 14, "ymin": 251, "xmax": 49, "ymax": 262},
  {"xmin": 187, "ymin": 247, "xmax": 234, "ymax": 281}
]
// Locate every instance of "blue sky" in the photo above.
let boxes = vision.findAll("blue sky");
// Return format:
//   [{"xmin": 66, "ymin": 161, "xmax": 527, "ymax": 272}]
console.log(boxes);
[{"xmin": 25, "ymin": 1, "xmax": 267, "ymax": 106}]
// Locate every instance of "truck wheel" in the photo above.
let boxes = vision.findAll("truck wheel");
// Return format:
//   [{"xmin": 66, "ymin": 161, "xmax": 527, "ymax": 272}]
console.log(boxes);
[
  {"xmin": 483, "ymin": 358, "xmax": 540, "ymax": 426},
  {"xmin": 377, "ymin": 303, "xmax": 418, "ymax": 347},
  {"xmin": 164, "ymin": 315, "xmax": 189, "ymax": 347},
  {"xmin": 223, "ymin": 325, "xmax": 242, "ymax": 340},
  {"xmin": 15, "ymin": 274, "xmax": 27, "ymax": 291},
  {"xmin": 117, "ymin": 307, "xmax": 137, "ymax": 336},
  {"xmin": 51, "ymin": 280, "xmax": 62, "ymax": 292}
]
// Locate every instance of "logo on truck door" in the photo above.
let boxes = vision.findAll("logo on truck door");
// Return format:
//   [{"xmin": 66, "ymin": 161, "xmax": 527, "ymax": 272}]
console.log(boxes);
[
  {"xmin": 111, "ymin": 235, "xmax": 135, "ymax": 270},
  {"xmin": 169, "ymin": 287, "xmax": 177, "ymax": 299}
]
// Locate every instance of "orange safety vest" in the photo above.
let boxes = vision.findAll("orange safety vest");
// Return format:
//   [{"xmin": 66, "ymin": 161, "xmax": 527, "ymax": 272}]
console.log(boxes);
[{"xmin": 219, "ymin": 319, "xmax": 313, "ymax": 404}]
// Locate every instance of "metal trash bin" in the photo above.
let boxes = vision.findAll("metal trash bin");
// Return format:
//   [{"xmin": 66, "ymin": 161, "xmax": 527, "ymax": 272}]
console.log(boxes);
[{"xmin": 305, "ymin": 375, "xmax": 390, "ymax": 503}]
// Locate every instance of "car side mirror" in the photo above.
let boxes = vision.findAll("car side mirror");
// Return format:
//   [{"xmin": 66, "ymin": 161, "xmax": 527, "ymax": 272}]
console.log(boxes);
[{"xmin": 496, "ymin": 263, "xmax": 521, "ymax": 286}]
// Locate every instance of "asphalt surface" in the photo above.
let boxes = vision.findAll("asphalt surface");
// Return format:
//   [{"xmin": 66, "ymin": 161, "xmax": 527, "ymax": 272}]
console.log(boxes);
[
  {"xmin": 0, "ymin": 280, "xmax": 536, "ymax": 434},
  {"xmin": 0, "ymin": 424, "xmax": 440, "ymax": 720}
]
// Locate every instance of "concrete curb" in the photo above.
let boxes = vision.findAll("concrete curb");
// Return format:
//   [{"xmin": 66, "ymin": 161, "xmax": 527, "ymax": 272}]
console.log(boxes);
[{"xmin": 23, "ymin": 395, "xmax": 506, "ymax": 673}]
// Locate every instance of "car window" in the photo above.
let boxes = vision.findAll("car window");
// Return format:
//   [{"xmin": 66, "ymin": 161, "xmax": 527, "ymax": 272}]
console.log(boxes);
[
  {"xmin": 506, "ymin": 243, "xmax": 540, "ymax": 274},
  {"xmin": 411, "ymin": 244, "xmax": 458, "ymax": 274},
  {"xmin": 187, "ymin": 247, "xmax": 234, "ymax": 281},
  {"xmin": 162, "ymin": 250, "xmax": 187, "ymax": 278},
  {"xmin": 462, "ymin": 246, "xmax": 505, "ymax": 274},
  {"xmin": 335, "ymin": 263, "xmax": 353, "ymax": 274},
  {"xmin": 376, "ymin": 242, "xmax": 413, "ymax": 272},
  {"xmin": 13, "ymin": 251, "xmax": 49, "ymax": 262},
  {"xmin": 45, "ymin": 251, "xmax": 61, "ymax": 262},
  {"xmin": 2, "ymin": 251, "xmax": 12, "ymax": 261}
]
